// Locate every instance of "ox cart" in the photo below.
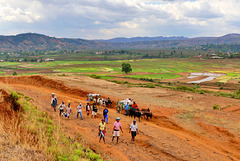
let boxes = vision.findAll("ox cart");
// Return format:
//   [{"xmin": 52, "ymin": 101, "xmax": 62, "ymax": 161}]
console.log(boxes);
[{"xmin": 87, "ymin": 94, "xmax": 100, "ymax": 105}]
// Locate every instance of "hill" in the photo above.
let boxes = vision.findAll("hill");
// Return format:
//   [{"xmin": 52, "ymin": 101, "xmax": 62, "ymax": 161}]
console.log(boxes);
[
  {"xmin": 95, "ymin": 36, "xmax": 188, "ymax": 43},
  {"xmin": 1, "ymin": 33, "xmax": 240, "ymax": 51},
  {"xmin": 0, "ymin": 33, "xmax": 105, "ymax": 51}
]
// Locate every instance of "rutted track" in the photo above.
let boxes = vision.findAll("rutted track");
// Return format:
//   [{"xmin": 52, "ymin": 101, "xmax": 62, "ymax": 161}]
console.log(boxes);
[{"xmin": 1, "ymin": 75, "xmax": 240, "ymax": 161}]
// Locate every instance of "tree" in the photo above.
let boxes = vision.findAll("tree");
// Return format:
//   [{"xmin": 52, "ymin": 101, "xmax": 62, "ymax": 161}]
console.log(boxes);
[
  {"xmin": 121, "ymin": 63, "xmax": 132, "ymax": 74},
  {"xmin": 12, "ymin": 71, "xmax": 17, "ymax": 76}
]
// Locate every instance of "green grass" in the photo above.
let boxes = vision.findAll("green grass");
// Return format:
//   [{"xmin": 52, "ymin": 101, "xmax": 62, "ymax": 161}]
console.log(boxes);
[
  {"xmin": 57, "ymin": 67, "xmax": 101, "ymax": 73},
  {"xmin": 126, "ymin": 73, "xmax": 181, "ymax": 79},
  {"xmin": 0, "ymin": 62, "xmax": 21, "ymax": 66},
  {"xmin": 3, "ymin": 58, "xmax": 240, "ymax": 83},
  {"xmin": 19, "ymin": 73, "xmax": 39, "ymax": 75}
]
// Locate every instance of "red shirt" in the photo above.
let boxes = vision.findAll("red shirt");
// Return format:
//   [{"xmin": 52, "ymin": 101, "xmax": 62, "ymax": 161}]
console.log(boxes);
[{"xmin": 132, "ymin": 104, "xmax": 138, "ymax": 109}]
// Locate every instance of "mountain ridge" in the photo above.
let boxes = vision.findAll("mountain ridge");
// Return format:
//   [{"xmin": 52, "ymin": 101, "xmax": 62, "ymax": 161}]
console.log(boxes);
[{"xmin": 1, "ymin": 33, "xmax": 240, "ymax": 51}]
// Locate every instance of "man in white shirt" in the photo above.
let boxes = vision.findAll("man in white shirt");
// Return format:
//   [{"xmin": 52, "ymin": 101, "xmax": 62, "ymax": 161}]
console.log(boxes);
[
  {"xmin": 129, "ymin": 120, "xmax": 138, "ymax": 143},
  {"xmin": 77, "ymin": 103, "xmax": 83, "ymax": 119}
]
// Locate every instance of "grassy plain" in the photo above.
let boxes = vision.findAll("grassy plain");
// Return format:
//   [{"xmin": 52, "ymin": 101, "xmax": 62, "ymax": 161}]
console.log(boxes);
[{"xmin": 1, "ymin": 58, "xmax": 240, "ymax": 84}]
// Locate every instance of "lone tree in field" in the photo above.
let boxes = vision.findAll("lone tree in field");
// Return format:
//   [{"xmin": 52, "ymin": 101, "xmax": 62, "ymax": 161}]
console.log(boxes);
[
  {"xmin": 12, "ymin": 71, "xmax": 17, "ymax": 76},
  {"xmin": 121, "ymin": 63, "xmax": 132, "ymax": 74}
]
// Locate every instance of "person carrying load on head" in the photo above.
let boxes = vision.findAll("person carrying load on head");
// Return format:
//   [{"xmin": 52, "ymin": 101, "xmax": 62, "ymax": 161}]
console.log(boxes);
[
  {"xmin": 66, "ymin": 103, "xmax": 72, "ymax": 119},
  {"xmin": 58, "ymin": 101, "xmax": 66, "ymax": 116},
  {"xmin": 99, "ymin": 118, "xmax": 106, "ymax": 143}
]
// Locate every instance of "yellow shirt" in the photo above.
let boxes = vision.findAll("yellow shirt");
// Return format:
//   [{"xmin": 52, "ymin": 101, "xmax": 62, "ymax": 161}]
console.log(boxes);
[{"xmin": 99, "ymin": 122, "xmax": 106, "ymax": 131}]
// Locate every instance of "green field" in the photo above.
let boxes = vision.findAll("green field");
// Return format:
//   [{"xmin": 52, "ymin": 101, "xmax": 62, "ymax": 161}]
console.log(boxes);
[{"xmin": 1, "ymin": 59, "xmax": 240, "ymax": 83}]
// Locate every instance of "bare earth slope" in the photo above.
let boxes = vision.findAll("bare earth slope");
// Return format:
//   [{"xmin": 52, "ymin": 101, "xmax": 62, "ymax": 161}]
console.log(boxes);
[{"xmin": 0, "ymin": 75, "xmax": 240, "ymax": 161}]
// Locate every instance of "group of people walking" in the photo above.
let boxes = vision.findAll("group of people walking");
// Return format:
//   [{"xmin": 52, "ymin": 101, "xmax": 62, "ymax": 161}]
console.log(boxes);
[
  {"xmin": 99, "ymin": 117, "xmax": 139, "ymax": 144},
  {"xmin": 51, "ymin": 93, "xmax": 139, "ymax": 144}
]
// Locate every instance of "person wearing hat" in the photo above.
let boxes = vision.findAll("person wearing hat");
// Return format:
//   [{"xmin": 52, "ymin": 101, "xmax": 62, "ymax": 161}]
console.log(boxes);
[
  {"xmin": 99, "ymin": 118, "xmax": 106, "ymax": 143},
  {"xmin": 77, "ymin": 103, "xmax": 83, "ymax": 119},
  {"xmin": 58, "ymin": 101, "xmax": 66, "ymax": 116},
  {"xmin": 51, "ymin": 93, "xmax": 55, "ymax": 109},
  {"xmin": 52, "ymin": 97, "xmax": 58, "ymax": 112},
  {"xmin": 112, "ymin": 117, "xmax": 123, "ymax": 144},
  {"xmin": 129, "ymin": 120, "xmax": 138, "ymax": 143}
]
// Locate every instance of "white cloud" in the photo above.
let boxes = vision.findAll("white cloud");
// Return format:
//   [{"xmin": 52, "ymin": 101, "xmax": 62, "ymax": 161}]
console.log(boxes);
[{"xmin": 0, "ymin": 0, "xmax": 240, "ymax": 39}]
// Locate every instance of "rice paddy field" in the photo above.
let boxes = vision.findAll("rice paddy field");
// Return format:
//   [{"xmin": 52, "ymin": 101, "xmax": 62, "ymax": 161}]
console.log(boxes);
[{"xmin": 1, "ymin": 58, "xmax": 240, "ymax": 83}]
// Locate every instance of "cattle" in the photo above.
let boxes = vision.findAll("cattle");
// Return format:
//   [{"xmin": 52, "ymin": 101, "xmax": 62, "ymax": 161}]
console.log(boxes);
[
  {"xmin": 115, "ymin": 105, "xmax": 121, "ymax": 114},
  {"xmin": 129, "ymin": 108, "xmax": 142, "ymax": 122},
  {"xmin": 141, "ymin": 108, "xmax": 153, "ymax": 120}
]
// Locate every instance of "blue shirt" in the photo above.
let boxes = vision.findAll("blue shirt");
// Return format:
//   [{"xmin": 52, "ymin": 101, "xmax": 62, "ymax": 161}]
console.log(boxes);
[
  {"xmin": 103, "ymin": 109, "xmax": 108, "ymax": 115},
  {"xmin": 125, "ymin": 104, "xmax": 129, "ymax": 110}
]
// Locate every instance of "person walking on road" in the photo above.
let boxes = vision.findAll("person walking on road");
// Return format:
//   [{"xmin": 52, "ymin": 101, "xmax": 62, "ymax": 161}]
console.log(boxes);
[
  {"xmin": 129, "ymin": 120, "xmax": 138, "ymax": 143},
  {"xmin": 77, "ymin": 103, "xmax": 83, "ymax": 119},
  {"xmin": 86, "ymin": 103, "xmax": 91, "ymax": 116},
  {"xmin": 112, "ymin": 117, "xmax": 123, "ymax": 144},
  {"xmin": 52, "ymin": 97, "xmax": 58, "ymax": 112},
  {"xmin": 103, "ymin": 106, "xmax": 109, "ymax": 124},
  {"xmin": 125, "ymin": 102, "xmax": 129, "ymax": 116},
  {"xmin": 92, "ymin": 103, "xmax": 98, "ymax": 118},
  {"xmin": 66, "ymin": 103, "xmax": 72, "ymax": 119},
  {"xmin": 58, "ymin": 101, "xmax": 66, "ymax": 116},
  {"xmin": 99, "ymin": 119, "xmax": 106, "ymax": 143},
  {"xmin": 51, "ymin": 93, "xmax": 55, "ymax": 109}
]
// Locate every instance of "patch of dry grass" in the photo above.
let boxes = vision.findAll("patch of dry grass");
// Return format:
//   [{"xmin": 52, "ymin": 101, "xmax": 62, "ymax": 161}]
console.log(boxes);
[{"xmin": 0, "ymin": 88, "xmax": 102, "ymax": 161}]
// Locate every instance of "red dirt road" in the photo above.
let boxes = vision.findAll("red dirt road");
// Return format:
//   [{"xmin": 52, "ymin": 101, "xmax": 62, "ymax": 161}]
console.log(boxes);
[{"xmin": 1, "ymin": 75, "xmax": 240, "ymax": 161}]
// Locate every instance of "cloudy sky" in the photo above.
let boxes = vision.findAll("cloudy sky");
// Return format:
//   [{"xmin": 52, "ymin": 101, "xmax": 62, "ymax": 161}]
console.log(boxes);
[{"xmin": 0, "ymin": 0, "xmax": 240, "ymax": 39}]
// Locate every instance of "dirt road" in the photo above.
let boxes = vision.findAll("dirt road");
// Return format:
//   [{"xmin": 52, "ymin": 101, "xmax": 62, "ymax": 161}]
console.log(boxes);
[{"xmin": 1, "ymin": 75, "xmax": 240, "ymax": 161}]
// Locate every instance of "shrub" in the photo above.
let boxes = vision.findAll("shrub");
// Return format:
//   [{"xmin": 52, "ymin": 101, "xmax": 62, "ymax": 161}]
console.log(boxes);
[
  {"xmin": 89, "ymin": 74, "xmax": 101, "ymax": 79},
  {"xmin": 71, "ymin": 155, "xmax": 79, "ymax": 161},
  {"xmin": 74, "ymin": 150, "xmax": 85, "ymax": 157},
  {"xmin": 220, "ymin": 86, "xmax": 223, "ymax": 90},
  {"xmin": 12, "ymin": 71, "xmax": 17, "ymax": 76},
  {"xmin": 145, "ymin": 84, "xmax": 155, "ymax": 88},
  {"xmin": 90, "ymin": 153, "xmax": 101, "ymax": 160},
  {"xmin": 236, "ymin": 89, "xmax": 240, "ymax": 95},
  {"xmin": 47, "ymin": 119, "xmax": 52, "ymax": 125},
  {"xmin": 140, "ymin": 78, "xmax": 154, "ymax": 82},
  {"xmin": 123, "ymin": 81, "xmax": 129, "ymax": 84},
  {"xmin": 11, "ymin": 91, "xmax": 20, "ymax": 100},
  {"xmin": 176, "ymin": 86, "xmax": 194, "ymax": 92},
  {"xmin": 111, "ymin": 80, "xmax": 122, "ymax": 84},
  {"xmin": 193, "ymin": 84, "xmax": 200, "ymax": 89},
  {"xmin": 37, "ymin": 117, "xmax": 44, "ymax": 122},
  {"xmin": 213, "ymin": 104, "xmax": 220, "ymax": 110},
  {"xmin": 57, "ymin": 155, "xmax": 69, "ymax": 161},
  {"xmin": 199, "ymin": 90, "xmax": 205, "ymax": 94}
]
